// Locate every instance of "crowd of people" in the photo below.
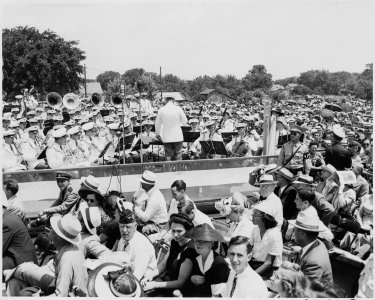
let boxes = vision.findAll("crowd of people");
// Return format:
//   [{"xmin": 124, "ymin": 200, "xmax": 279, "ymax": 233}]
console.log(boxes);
[
  {"xmin": 2, "ymin": 91, "xmax": 373, "ymax": 297},
  {"xmin": 2, "ymin": 158, "xmax": 373, "ymax": 297},
  {"xmin": 3, "ymin": 91, "xmax": 372, "ymax": 172}
]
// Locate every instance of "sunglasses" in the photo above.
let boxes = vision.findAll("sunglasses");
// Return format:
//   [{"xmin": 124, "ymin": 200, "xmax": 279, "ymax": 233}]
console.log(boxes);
[{"xmin": 86, "ymin": 199, "xmax": 96, "ymax": 204}]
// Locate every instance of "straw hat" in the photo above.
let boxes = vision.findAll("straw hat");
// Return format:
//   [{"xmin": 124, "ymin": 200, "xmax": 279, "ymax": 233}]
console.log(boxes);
[
  {"xmin": 259, "ymin": 174, "xmax": 277, "ymax": 185},
  {"xmin": 253, "ymin": 200, "xmax": 275, "ymax": 218},
  {"xmin": 50, "ymin": 214, "xmax": 82, "ymax": 245},
  {"xmin": 79, "ymin": 175, "xmax": 105, "ymax": 203},
  {"xmin": 288, "ymin": 209, "xmax": 325, "ymax": 232},
  {"xmin": 79, "ymin": 202, "xmax": 102, "ymax": 235},
  {"xmin": 139, "ymin": 170, "xmax": 156, "ymax": 186},
  {"xmin": 188, "ymin": 223, "xmax": 225, "ymax": 242}
]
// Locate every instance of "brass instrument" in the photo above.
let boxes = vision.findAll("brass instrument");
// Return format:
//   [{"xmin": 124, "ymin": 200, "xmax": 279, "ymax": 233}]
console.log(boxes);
[
  {"xmin": 46, "ymin": 92, "xmax": 63, "ymax": 109},
  {"xmin": 63, "ymin": 93, "xmax": 80, "ymax": 110},
  {"xmin": 91, "ymin": 92, "xmax": 104, "ymax": 107},
  {"xmin": 111, "ymin": 93, "xmax": 123, "ymax": 108}
]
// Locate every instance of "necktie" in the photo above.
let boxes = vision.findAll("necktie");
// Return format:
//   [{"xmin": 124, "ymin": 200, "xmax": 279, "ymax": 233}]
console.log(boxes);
[
  {"xmin": 123, "ymin": 240, "xmax": 129, "ymax": 251},
  {"xmin": 230, "ymin": 275, "xmax": 237, "ymax": 297}
]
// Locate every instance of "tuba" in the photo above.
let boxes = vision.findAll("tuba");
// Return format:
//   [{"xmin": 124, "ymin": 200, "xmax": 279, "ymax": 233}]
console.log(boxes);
[
  {"xmin": 46, "ymin": 92, "xmax": 62, "ymax": 109},
  {"xmin": 91, "ymin": 92, "xmax": 104, "ymax": 107},
  {"xmin": 111, "ymin": 93, "xmax": 123, "ymax": 108},
  {"xmin": 63, "ymin": 93, "xmax": 80, "ymax": 110}
]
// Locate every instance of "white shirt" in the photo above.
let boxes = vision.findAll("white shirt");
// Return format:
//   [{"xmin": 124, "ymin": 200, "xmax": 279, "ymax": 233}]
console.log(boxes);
[
  {"xmin": 221, "ymin": 266, "xmax": 268, "ymax": 298},
  {"xmin": 46, "ymin": 142, "xmax": 67, "ymax": 169},
  {"xmin": 249, "ymin": 226, "xmax": 283, "ymax": 267},
  {"xmin": 133, "ymin": 187, "xmax": 168, "ymax": 224},
  {"xmin": 2, "ymin": 142, "xmax": 26, "ymax": 172},
  {"xmin": 115, "ymin": 231, "xmax": 158, "ymax": 280},
  {"xmin": 193, "ymin": 209, "xmax": 214, "ymax": 228},
  {"xmin": 19, "ymin": 138, "xmax": 45, "ymax": 169},
  {"xmin": 8, "ymin": 195, "xmax": 25, "ymax": 211},
  {"xmin": 263, "ymin": 192, "xmax": 283, "ymax": 229},
  {"xmin": 227, "ymin": 216, "xmax": 255, "ymax": 241}
]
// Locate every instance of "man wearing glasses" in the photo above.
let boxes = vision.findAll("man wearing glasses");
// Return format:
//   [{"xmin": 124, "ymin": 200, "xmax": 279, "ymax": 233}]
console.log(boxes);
[
  {"xmin": 38, "ymin": 172, "xmax": 80, "ymax": 219},
  {"xmin": 276, "ymin": 125, "xmax": 309, "ymax": 175}
]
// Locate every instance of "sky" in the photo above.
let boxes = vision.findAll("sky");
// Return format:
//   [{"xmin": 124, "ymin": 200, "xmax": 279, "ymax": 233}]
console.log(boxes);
[{"xmin": 2, "ymin": 0, "xmax": 374, "ymax": 80}]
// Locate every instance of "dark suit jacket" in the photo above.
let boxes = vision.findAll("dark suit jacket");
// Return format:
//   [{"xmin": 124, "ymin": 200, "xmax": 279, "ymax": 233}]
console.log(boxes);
[
  {"xmin": 299, "ymin": 239, "xmax": 333, "ymax": 283},
  {"xmin": 324, "ymin": 142, "xmax": 352, "ymax": 170},
  {"xmin": 312, "ymin": 192, "xmax": 335, "ymax": 226},
  {"xmin": 3, "ymin": 210, "xmax": 38, "ymax": 270},
  {"xmin": 276, "ymin": 184, "xmax": 298, "ymax": 220}
]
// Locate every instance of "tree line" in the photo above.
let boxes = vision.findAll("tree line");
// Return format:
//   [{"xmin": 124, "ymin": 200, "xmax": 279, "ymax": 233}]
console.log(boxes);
[{"xmin": 2, "ymin": 26, "xmax": 373, "ymax": 103}]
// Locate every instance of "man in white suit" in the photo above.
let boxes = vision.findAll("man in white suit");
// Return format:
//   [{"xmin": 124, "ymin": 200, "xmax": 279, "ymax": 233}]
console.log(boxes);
[{"xmin": 155, "ymin": 97, "xmax": 188, "ymax": 161}]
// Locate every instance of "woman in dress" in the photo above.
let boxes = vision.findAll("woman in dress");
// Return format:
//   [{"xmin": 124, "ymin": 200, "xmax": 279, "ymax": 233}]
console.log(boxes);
[
  {"xmin": 305, "ymin": 141, "xmax": 325, "ymax": 181},
  {"xmin": 189, "ymin": 224, "xmax": 230, "ymax": 297},
  {"xmin": 249, "ymin": 200, "xmax": 283, "ymax": 279},
  {"xmin": 349, "ymin": 141, "xmax": 363, "ymax": 165},
  {"xmin": 143, "ymin": 213, "xmax": 197, "ymax": 296}
]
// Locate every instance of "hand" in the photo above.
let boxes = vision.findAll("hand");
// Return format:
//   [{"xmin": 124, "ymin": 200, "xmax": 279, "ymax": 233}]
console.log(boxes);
[
  {"xmin": 143, "ymin": 281, "xmax": 156, "ymax": 291},
  {"xmin": 140, "ymin": 276, "xmax": 151, "ymax": 287},
  {"xmin": 191, "ymin": 275, "xmax": 205, "ymax": 285},
  {"xmin": 38, "ymin": 210, "xmax": 46, "ymax": 218}
]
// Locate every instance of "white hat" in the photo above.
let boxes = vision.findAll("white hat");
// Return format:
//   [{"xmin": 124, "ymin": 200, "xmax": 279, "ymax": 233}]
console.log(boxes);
[
  {"xmin": 288, "ymin": 209, "xmax": 325, "ymax": 232},
  {"xmin": 332, "ymin": 125, "xmax": 345, "ymax": 139},
  {"xmin": 107, "ymin": 123, "xmax": 120, "ymax": 130},
  {"xmin": 253, "ymin": 200, "xmax": 275, "ymax": 218},
  {"xmin": 139, "ymin": 170, "xmax": 156, "ymax": 185},
  {"xmin": 50, "ymin": 214, "xmax": 82, "ymax": 245},
  {"xmin": 188, "ymin": 118, "xmax": 199, "ymax": 124},
  {"xmin": 276, "ymin": 168, "xmax": 294, "ymax": 181},
  {"xmin": 259, "ymin": 174, "xmax": 277, "ymax": 185},
  {"xmin": 142, "ymin": 120, "xmax": 154, "ymax": 126},
  {"xmin": 264, "ymin": 163, "xmax": 279, "ymax": 174},
  {"xmin": 79, "ymin": 202, "xmax": 101, "ymax": 235},
  {"xmin": 9, "ymin": 121, "xmax": 20, "ymax": 128},
  {"xmin": 82, "ymin": 122, "xmax": 95, "ymax": 131},
  {"xmin": 52, "ymin": 127, "xmax": 67, "ymax": 138},
  {"xmin": 26, "ymin": 125, "xmax": 39, "ymax": 132},
  {"xmin": 67, "ymin": 126, "xmax": 81, "ymax": 135},
  {"xmin": 3, "ymin": 129, "xmax": 16, "ymax": 137},
  {"xmin": 321, "ymin": 164, "xmax": 337, "ymax": 175},
  {"xmin": 81, "ymin": 175, "xmax": 100, "ymax": 190}
]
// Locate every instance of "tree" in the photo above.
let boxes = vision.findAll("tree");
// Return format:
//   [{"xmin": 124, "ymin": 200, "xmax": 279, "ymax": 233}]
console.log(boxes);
[
  {"xmin": 355, "ymin": 63, "xmax": 373, "ymax": 101},
  {"xmin": 242, "ymin": 65, "xmax": 273, "ymax": 91},
  {"xmin": 121, "ymin": 68, "xmax": 145, "ymax": 87},
  {"xmin": 96, "ymin": 71, "xmax": 121, "ymax": 91},
  {"xmin": 274, "ymin": 76, "xmax": 298, "ymax": 87},
  {"xmin": 2, "ymin": 26, "xmax": 86, "ymax": 97},
  {"xmin": 291, "ymin": 84, "xmax": 313, "ymax": 96}
]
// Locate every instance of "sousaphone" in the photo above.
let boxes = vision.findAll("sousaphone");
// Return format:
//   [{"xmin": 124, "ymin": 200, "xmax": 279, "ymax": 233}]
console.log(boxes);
[
  {"xmin": 46, "ymin": 92, "xmax": 62, "ymax": 109},
  {"xmin": 62, "ymin": 93, "xmax": 80, "ymax": 110}
]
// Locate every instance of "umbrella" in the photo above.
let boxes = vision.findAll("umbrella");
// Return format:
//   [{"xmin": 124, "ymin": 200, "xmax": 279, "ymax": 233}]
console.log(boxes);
[
  {"xmin": 299, "ymin": 108, "xmax": 313, "ymax": 113},
  {"xmin": 318, "ymin": 109, "xmax": 335, "ymax": 118},
  {"xmin": 338, "ymin": 103, "xmax": 353, "ymax": 113},
  {"xmin": 324, "ymin": 104, "xmax": 343, "ymax": 112}
]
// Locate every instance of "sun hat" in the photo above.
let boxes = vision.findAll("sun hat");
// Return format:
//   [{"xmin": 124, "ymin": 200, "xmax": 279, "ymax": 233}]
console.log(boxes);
[
  {"xmin": 139, "ymin": 170, "xmax": 156, "ymax": 185},
  {"xmin": 259, "ymin": 174, "xmax": 278, "ymax": 185},
  {"xmin": 275, "ymin": 168, "xmax": 294, "ymax": 181},
  {"xmin": 87, "ymin": 263, "xmax": 143, "ymax": 297},
  {"xmin": 79, "ymin": 175, "xmax": 105, "ymax": 203},
  {"xmin": 253, "ymin": 199, "xmax": 275, "ymax": 218},
  {"xmin": 188, "ymin": 223, "xmax": 225, "ymax": 242},
  {"xmin": 288, "ymin": 209, "xmax": 325, "ymax": 232},
  {"xmin": 79, "ymin": 202, "xmax": 101, "ymax": 235},
  {"xmin": 50, "ymin": 214, "xmax": 82, "ymax": 245}
]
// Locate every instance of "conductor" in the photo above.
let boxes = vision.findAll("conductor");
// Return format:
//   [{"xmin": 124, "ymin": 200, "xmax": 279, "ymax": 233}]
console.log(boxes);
[{"xmin": 155, "ymin": 96, "xmax": 188, "ymax": 161}]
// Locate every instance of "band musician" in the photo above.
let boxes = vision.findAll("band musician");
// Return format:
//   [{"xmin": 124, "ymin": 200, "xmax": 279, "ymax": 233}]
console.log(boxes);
[
  {"xmin": 226, "ymin": 123, "xmax": 253, "ymax": 157},
  {"xmin": 190, "ymin": 120, "xmax": 224, "ymax": 159}
]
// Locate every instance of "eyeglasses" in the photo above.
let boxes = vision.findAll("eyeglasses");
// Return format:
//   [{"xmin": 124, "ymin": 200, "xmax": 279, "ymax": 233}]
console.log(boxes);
[
  {"xmin": 290, "ymin": 132, "xmax": 298, "ymax": 136},
  {"xmin": 86, "ymin": 198, "xmax": 96, "ymax": 204}
]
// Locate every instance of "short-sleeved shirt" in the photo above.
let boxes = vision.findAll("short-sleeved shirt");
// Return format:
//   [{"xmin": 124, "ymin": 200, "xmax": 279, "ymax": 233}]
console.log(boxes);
[
  {"xmin": 190, "ymin": 251, "xmax": 230, "ymax": 297},
  {"xmin": 249, "ymin": 226, "xmax": 283, "ymax": 267}
]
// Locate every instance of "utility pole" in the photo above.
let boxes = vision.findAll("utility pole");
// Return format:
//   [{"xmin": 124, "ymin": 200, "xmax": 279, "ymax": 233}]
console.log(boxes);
[
  {"xmin": 160, "ymin": 67, "xmax": 163, "ymax": 102},
  {"xmin": 84, "ymin": 64, "xmax": 87, "ymax": 98}
]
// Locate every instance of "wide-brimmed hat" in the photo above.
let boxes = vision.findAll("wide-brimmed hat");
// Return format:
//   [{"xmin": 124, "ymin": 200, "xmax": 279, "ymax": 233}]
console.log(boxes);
[
  {"xmin": 253, "ymin": 200, "xmax": 275, "ymax": 218},
  {"xmin": 332, "ymin": 125, "xmax": 345, "ymax": 139},
  {"xmin": 79, "ymin": 175, "xmax": 105, "ymax": 203},
  {"xmin": 288, "ymin": 209, "xmax": 325, "ymax": 232},
  {"xmin": 139, "ymin": 170, "xmax": 156, "ymax": 185},
  {"xmin": 259, "ymin": 174, "xmax": 277, "ymax": 185},
  {"xmin": 275, "ymin": 168, "xmax": 294, "ymax": 181},
  {"xmin": 50, "ymin": 214, "xmax": 82, "ymax": 245},
  {"xmin": 87, "ymin": 263, "xmax": 144, "ymax": 297},
  {"xmin": 79, "ymin": 202, "xmax": 102, "ymax": 235},
  {"xmin": 188, "ymin": 223, "xmax": 225, "ymax": 242}
]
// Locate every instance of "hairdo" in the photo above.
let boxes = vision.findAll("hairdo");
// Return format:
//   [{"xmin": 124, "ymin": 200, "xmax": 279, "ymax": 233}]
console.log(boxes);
[
  {"xmin": 3, "ymin": 178, "xmax": 19, "ymax": 195},
  {"xmin": 258, "ymin": 210, "xmax": 278, "ymax": 229},
  {"xmin": 349, "ymin": 141, "xmax": 361, "ymax": 153},
  {"xmin": 169, "ymin": 213, "xmax": 194, "ymax": 231},
  {"xmin": 177, "ymin": 199, "xmax": 194, "ymax": 215},
  {"xmin": 307, "ymin": 279, "xmax": 346, "ymax": 298},
  {"xmin": 309, "ymin": 141, "xmax": 318, "ymax": 148},
  {"xmin": 228, "ymin": 236, "xmax": 252, "ymax": 254},
  {"xmin": 278, "ymin": 261, "xmax": 308, "ymax": 298},
  {"xmin": 171, "ymin": 180, "xmax": 187, "ymax": 192},
  {"xmin": 297, "ymin": 189, "xmax": 315, "ymax": 204}
]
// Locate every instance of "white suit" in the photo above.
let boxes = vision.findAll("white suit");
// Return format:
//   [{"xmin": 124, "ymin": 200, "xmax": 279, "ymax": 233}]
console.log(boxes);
[
  {"xmin": 46, "ymin": 142, "xmax": 68, "ymax": 169},
  {"xmin": 155, "ymin": 101, "xmax": 187, "ymax": 143},
  {"xmin": 19, "ymin": 138, "xmax": 45, "ymax": 169},
  {"xmin": 2, "ymin": 142, "xmax": 27, "ymax": 172}
]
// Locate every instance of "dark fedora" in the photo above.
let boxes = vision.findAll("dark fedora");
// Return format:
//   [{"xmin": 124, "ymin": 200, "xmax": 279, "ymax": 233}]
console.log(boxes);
[
  {"xmin": 188, "ymin": 223, "xmax": 226, "ymax": 242},
  {"xmin": 87, "ymin": 263, "xmax": 144, "ymax": 297}
]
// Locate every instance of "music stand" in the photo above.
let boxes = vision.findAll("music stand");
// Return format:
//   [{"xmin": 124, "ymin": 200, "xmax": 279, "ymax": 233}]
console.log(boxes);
[
  {"xmin": 199, "ymin": 141, "xmax": 228, "ymax": 157},
  {"xmin": 133, "ymin": 125, "xmax": 141, "ymax": 135},
  {"xmin": 277, "ymin": 134, "xmax": 290, "ymax": 148},
  {"xmin": 181, "ymin": 125, "xmax": 191, "ymax": 133},
  {"xmin": 183, "ymin": 131, "xmax": 200, "ymax": 143},
  {"xmin": 115, "ymin": 134, "xmax": 136, "ymax": 152}
]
